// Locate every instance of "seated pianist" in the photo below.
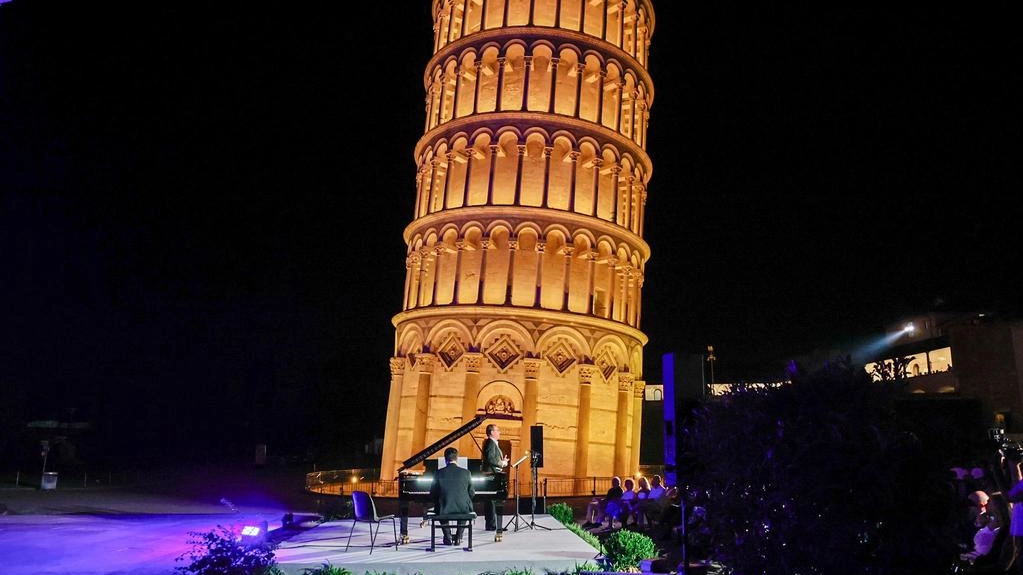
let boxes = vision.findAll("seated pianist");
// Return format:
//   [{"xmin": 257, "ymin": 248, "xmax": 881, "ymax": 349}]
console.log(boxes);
[{"xmin": 429, "ymin": 446, "xmax": 474, "ymax": 546}]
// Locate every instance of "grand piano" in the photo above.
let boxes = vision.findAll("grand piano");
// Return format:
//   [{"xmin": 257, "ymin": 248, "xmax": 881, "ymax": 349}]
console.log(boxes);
[{"xmin": 396, "ymin": 415, "xmax": 508, "ymax": 543}]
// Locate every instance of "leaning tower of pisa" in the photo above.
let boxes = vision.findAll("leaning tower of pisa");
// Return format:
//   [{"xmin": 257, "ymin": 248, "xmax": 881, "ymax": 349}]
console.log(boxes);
[{"xmin": 380, "ymin": 0, "xmax": 656, "ymax": 484}]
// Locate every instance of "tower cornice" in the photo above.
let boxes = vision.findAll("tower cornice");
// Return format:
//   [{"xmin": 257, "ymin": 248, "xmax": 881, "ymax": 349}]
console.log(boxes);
[
  {"xmin": 403, "ymin": 205, "xmax": 651, "ymax": 262},
  {"xmin": 415, "ymin": 111, "xmax": 652, "ymax": 178},
  {"xmin": 392, "ymin": 305, "xmax": 649, "ymax": 347}
]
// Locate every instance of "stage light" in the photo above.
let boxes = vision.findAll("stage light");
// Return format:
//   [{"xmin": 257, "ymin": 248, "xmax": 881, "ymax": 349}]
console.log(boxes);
[
  {"xmin": 903, "ymin": 322, "xmax": 915, "ymax": 333},
  {"xmin": 239, "ymin": 520, "xmax": 268, "ymax": 545}
]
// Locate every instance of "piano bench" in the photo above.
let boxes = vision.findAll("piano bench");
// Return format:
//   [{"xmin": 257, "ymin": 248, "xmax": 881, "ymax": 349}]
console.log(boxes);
[{"xmin": 427, "ymin": 512, "xmax": 477, "ymax": 552}]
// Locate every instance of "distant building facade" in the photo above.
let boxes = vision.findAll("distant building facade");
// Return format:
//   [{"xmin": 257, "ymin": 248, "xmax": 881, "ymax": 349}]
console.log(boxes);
[{"xmin": 867, "ymin": 311, "xmax": 1023, "ymax": 431}]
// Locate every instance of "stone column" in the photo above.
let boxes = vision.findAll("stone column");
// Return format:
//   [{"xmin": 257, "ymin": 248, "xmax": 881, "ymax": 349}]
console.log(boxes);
[
  {"xmin": 522, "ymin": 356, "xmax": 543, "ymax": 449},
  {"xmin": 521, "ymin": 56, "xmax": 532, "ymax": 110},
  {"xmin": 513, "ymin": 144, "xmax": 526, "ymax": 204},
  {"xmin": 459, "ymin": 352, "xmax": 484, "ymax": 455},
  {"xmin": 574, "ymin": 365, "xmax": 595, "ymax": 477},
  {"xmin": 380, "ymin": 357, "xmax": 406, "ymax": 480},
  {"xmin": 567, "ymin": 150, "xmax": 580, "ymax": 212},
  {"xmin": 412, "ymin": 353, "xmax": 437, "ymax": 456},
  {"xmin": 548, "ymin": 59, "xmax": 559, "ymax": 113},
  {"xmin": 522, "ymin": 356, "xmax": 543, "ymax": 481},
  {"xmin": 614, "ymin": 373, "xmax": 633, "ymax": 476},
  {"xmin": 473, "ymin": 61, "xmax": 483, "ymax": 114},
  {"xmin": 630, "ymin": 379, "xmax": 645, "ymax": 475}
]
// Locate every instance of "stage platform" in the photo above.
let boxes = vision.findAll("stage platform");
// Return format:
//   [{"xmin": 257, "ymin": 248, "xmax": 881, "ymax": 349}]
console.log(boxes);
[{"xmin": 274, "ymin": 513, "xmax": 601, "ymax": 575}]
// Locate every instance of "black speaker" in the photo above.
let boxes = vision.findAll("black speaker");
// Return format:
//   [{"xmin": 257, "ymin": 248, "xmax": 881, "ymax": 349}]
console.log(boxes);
[{"xmin": 530, "ymin": 425, "xmax": 544, "ymax": 468}]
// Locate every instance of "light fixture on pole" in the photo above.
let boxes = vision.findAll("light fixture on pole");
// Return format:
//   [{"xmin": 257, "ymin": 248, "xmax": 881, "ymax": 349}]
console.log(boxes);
[{"xmin": 706, "ymin": 345, "xmax": 716, "ymax": 386}]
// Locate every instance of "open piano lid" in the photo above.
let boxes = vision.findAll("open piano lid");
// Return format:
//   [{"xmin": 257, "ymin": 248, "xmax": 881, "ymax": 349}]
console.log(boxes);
[{"xmin": 397, "ymin": 414, "xmax": 486, "ymax": 474}]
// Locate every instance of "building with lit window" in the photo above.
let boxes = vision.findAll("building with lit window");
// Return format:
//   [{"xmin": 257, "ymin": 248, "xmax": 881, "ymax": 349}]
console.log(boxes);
[{"xmin": 866, "ymin": 311, "xmax": 1023, "ymax": 431}]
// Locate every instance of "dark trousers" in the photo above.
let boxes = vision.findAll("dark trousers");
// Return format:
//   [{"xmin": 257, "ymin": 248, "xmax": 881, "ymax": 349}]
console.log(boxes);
[
  {"xmin": 485, "ymin": 499, "xmax": 500, "ymax": 529},
  {"xmin": 440, "ymin": 519, "xmax": 466, "ymax": 542}
]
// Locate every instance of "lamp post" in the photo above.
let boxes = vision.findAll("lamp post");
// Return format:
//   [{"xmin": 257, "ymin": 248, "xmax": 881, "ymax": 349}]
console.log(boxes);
[
  {"xmin": 40, "ymin": 440, "xmax": 50, "ymax": 475},
  {"xmin": 706, "ymin": 345, "xmax": 716, "ymax": 386}
]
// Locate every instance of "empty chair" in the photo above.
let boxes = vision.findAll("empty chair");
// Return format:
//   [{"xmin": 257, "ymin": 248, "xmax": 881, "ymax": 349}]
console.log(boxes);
[{"xmin": 345, "ymin": 490, "xmax": 398, "ymax": 554}]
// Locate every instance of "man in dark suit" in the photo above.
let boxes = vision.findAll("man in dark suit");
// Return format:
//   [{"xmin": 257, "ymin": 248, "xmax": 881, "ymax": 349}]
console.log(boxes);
[
  {"xmin": 481, "ymin": 423, "xmax": 509, "ymax": 531},
  {"xmin": 429, "ymin": 446, "xmax": 475, "ymax": 545}
]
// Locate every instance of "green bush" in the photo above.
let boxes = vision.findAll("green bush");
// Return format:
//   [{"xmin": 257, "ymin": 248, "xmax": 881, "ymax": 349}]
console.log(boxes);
[
  {"xmin": 567, "ymin": 562, "xmax": 601, "ymax": 574},
  {"xmin": 600, "ymin": 529, "xmax": 658, "ymax": 572},
  {"xmin": 175, "ymin": 525, "xmax": 282, "ymax": 575},
  {"xmin": 572, "ymin": 527, "xmax": 605, "ymax": 554},
  {"xmin": 547, "ymin": 502, "xmax": 574, "ymax": 525}
]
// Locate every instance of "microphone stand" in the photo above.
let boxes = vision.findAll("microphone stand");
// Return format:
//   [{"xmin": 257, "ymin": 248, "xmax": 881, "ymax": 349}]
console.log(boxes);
[
  {"xmin": 503, "ymin": 453, "xmax": 530, "ymax": 532},
  {"xmin": 527, "ymin": 451, "xmax": 551, "ymax": 531}
]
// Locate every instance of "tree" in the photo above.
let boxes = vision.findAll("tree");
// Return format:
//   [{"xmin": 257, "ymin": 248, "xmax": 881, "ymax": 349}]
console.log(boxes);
[{"xmin": 684, "ymin": 357, "xmax": 958, "ymax": 575}]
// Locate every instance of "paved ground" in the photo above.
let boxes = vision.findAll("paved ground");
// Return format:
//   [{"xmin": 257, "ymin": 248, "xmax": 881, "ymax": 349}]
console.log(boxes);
[
  {"xmin": 0, "ymin": 465, "xmax": 318, "ymax": 575},
  {"xmin": 0, "ymin": 465, "xmax": 684, "ymax": 574}
]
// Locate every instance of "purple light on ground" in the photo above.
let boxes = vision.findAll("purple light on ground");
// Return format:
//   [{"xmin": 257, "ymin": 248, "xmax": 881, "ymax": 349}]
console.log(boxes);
[{"xmin": 0, "ymin": 513, "xmax": 284, "ymax": 575}]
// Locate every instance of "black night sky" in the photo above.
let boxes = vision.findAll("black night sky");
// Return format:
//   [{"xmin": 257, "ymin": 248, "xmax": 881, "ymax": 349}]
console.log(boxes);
[{"xmin": 1, "ymin": 2, "xmax": 1019, "ymax": 466}]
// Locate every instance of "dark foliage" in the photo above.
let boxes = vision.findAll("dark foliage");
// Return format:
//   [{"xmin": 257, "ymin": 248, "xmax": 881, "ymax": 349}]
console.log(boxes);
[
  {"xmin": 684, "ymin": 357, "xmax": 959, "ymax": 575},
  {"xmin": 175, "ymin": 525, "xmax": 282, "ymax": 575}
]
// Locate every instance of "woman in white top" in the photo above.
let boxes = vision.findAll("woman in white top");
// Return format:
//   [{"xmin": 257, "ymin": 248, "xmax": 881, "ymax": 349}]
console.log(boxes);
[{"xmin": 608, "ymin": 478, "xmax": 636, "ymax": 528}]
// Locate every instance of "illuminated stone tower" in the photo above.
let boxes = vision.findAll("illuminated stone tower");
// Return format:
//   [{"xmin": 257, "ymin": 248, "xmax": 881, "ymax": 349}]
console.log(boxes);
[{"xmin": 380, "ymin": 0, "xmax": 656, "ymax": 483}]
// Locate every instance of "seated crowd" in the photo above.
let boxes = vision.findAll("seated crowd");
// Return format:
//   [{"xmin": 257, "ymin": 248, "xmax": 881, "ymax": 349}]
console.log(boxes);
[
  {"xmin": 582, "ymin": 474, "xmax": 675, "ymax": 532},
  {"xmin": 573, "ymin": 457, "xmax": 1023, "ymax": 571},
  {"xmin": 949, "ymin": 458, "xmax": 1017, "ymax": 573}
]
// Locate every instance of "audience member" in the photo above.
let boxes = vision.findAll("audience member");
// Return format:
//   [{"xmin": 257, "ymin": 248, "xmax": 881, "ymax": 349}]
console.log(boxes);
[
  {"xmin": 957, "ymin": 490, "xmax": 991, "ymax": 545},
  {"xmin": 960, "ymin": 511, "xmax": 1001, "ymax": 565},
  {"xmin": 685, "ymin": 505, "xmax": 712, "ymax": 559},
  {"xmin": 639, "ymin": 475, "xmax": 667, "ymax": 527},
  {"xmin": 627, "ymin": 476, "xmax": 652, "ymax": 528},
  {"xmin": 605, "ymin": 478, "xmax": 637, "ymax": 528},
  {"xmin": 648, "ymin": 475, "xmax": 666, "ymax": 499},
  {"xmin": 969, "ymin": 490, "xmax": 991, "ymax": 519},
  {"xmin": 657, "ymin": 483, "xmax": 682, "ymax": 534},
  {"xmin": 583, "ymin": 476, "xmax": 623, "ymax": 529}
]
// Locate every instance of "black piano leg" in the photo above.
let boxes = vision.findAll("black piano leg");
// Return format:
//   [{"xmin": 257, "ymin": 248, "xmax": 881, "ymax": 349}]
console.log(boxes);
[{"xmin": 399, "ymin": 500, "xmax": 410, "ymax": 544}]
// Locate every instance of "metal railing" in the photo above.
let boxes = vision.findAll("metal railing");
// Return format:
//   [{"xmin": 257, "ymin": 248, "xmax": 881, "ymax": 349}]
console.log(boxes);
[
  {"xmin": 305, "ymin": 470, "xmax": 641, "ymax": 500},
  {"xmin": 0, "ymin": 469, "xmax": 158, "ymax": 489}
]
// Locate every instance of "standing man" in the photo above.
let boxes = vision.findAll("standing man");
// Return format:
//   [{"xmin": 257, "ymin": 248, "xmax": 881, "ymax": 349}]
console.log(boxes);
[
  {"xmin": 429, "ymin": 447, "xmax": 475, "ymax": 546},
  {"xmin": 481, "ymin": 423, "xmax": 510, "ymax": 531}
]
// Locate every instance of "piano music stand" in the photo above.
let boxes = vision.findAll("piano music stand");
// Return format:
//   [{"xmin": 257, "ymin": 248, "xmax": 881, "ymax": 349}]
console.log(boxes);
[{"xmin": 503, "ymin": 453, "xmax": 531, "ymax": 532}]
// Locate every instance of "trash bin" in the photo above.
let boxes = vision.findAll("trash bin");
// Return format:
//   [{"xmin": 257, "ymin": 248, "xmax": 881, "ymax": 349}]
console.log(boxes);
[{"xmin": 41, "ymin": 472, "xmax": 58, "ymax": 490}]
